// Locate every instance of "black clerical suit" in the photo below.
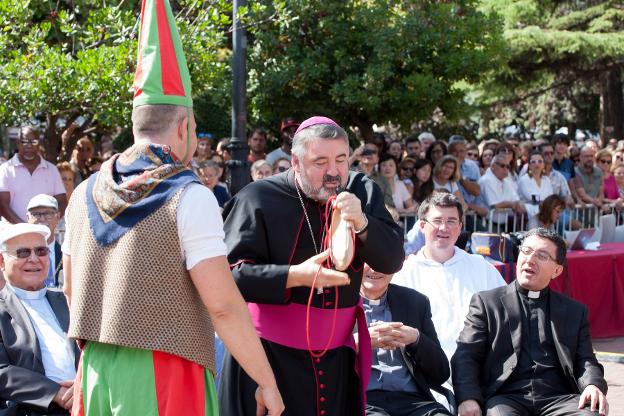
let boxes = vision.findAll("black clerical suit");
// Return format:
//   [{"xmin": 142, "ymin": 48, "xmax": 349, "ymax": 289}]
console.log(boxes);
[
  {"xmin": 219, "ymin": 170, "xmax": 404, "ymax": 416},
  {"xmin": 365, "ymin": 284, "xmax": 451, "ymax": 416},
  {"xmin": 0, "ymin": 287, "xmax": 80, "ymax": 416},
  {"xmin": 451, "ymin": 281, "xmax": 607, "ymax": 415}
]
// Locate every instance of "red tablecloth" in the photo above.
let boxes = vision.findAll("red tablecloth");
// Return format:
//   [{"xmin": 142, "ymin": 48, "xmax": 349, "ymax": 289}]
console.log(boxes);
[{"xmin": 496, "ymin": 243, "xmax": 624, "ymax": 338}]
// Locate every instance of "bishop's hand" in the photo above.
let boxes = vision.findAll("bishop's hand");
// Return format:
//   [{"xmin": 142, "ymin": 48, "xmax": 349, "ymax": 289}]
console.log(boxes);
[
  {"xmin": 287, "ymin": 249, "xmax": 350, "ymax": 289},
  {"xmin": 334, "ymin": 192, "xmax": 367, "ymax": 231}
]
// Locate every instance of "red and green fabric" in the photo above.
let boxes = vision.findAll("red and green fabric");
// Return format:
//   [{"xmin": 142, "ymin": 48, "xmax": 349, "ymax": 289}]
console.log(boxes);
[
  {"xmin": 133, "ymin": 0, "xmax": 192, "ymax": 108},
  {"xmin": 72, "ymin": 342, "xmax": 218, "ymax": 415}
]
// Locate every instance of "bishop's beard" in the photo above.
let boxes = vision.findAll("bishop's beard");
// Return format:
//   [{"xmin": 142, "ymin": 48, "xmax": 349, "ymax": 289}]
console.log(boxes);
[{"xmin": 298, "ymin": 170, "xmax": 346, "ymax": 202}]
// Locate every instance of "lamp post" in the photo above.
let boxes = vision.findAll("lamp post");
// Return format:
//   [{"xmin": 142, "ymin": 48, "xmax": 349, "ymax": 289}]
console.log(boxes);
[{"xmin": 228, "ymin": 0, "xmax": 250, "ymax": 195}]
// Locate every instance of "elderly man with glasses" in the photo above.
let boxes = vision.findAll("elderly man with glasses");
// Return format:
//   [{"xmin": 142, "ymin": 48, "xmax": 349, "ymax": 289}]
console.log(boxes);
[
  {"xmin": 452, "ymin": 228, "xmax": 608, "ymax": 416},
  {"xmin": 479, "ymin": 154, "xmax": 527, "ymax": 228},
  {"xmin": 0, "ymin": 127, "xmax": 67, "ymax": 223},
  {"xmin": 0, "ymin": 223, "xmax": 79, "ymax": 415},
  {"xmin": 26, "ymin": 194, "xmax": 62, "ymax": 288}
]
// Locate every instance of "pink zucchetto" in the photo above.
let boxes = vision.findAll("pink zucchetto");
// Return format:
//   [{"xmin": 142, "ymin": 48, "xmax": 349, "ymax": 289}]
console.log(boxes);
[{"xmin": 294, "ymin": 116, "xmax": 339, "ymax": 135}]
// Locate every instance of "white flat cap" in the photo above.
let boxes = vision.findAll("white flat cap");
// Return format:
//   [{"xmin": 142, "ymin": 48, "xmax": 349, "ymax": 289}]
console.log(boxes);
[
  {"xmin": 0, "ymin": 223, "xmax": 50, "ymax": 246},
  {"xmin": 27, "ymin": 194, "xmax": 59, "ymax": 211}
]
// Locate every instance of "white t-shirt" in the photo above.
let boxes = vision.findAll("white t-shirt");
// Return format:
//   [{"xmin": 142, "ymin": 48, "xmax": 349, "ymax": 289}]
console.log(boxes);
[
  {"xmin": 62, "ymin": 183, "xmax": 227, "ymax": 270},
  {"xmin": 392, "ymin": 178, "xmax": 412, "ymax": 210},
  {"xmin": 517, "ymin": 174, "xmax": 554, "ymax": 206},
  {"xmin": 433, "ymin": 179, "xmax": 459, "ymax": 193},
  {"xmin": 478, "ymin": 169, "xmax": 521, "ymax": 223},
  {"xmin": 392, "ymin": 247, "xmax": 505, "ymax": 362},
  {"xmin": 518, "ymin": 174, "xmax": 554, "ymax": 226}
]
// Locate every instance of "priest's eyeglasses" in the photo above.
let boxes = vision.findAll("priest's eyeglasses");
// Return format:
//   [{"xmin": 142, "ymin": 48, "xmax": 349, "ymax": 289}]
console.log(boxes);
[
  {"xmin": 423, "ymin": 218, "xmax": 460, "ymax": 228},
  {"xmin": 4, "ymin": 246, "xmax": 49, "ymax": 259},
  {"xmin": 518, "ymin": 246, "xmax": 556, "ymax": 263}
]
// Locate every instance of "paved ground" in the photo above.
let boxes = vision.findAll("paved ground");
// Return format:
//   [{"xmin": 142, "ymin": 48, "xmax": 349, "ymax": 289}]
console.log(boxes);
[{"xmin": 593, "ymin": 337, "xmax": 624, "ymax": 414}]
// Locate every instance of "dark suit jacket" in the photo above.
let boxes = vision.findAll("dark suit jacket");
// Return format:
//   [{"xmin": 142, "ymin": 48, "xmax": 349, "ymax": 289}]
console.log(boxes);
[
  {"xmin": 451, "ymin": 282, "xmax": 607, "ymax": 406},
  {"xmin": 380, "ymin": 284, "xmax": 450, "ymax": 400},
  {"xmin": 0, "ymin": 286, "xmax": 79, "ymax": 415}
]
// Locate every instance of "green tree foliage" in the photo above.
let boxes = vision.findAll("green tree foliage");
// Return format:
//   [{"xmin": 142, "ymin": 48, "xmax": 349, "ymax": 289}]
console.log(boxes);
[
  {"xmin": 245, "ymin": 0, "xmax": 505, "ymax": 141},
  {"xmin": 475, "ymin": 0, "xmax": 624, "ymax": 141},
  {"xmin": 0, "ymin": 0, "xmax": 231, "ymax": 161}
]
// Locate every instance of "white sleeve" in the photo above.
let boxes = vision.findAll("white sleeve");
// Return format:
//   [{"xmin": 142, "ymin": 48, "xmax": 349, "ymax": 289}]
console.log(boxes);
[
  {"xmin": 479, "ymin": 176, "xmax": 502, "ymax": 207},
  {"xmin": 397, "ymin": 181, "xmax": 411, "ymax": 204},
  {"xmin": 558, "ymin": 173, "xmax": 571, "ymax": 198},
  {"xmin": 61, "ymin": 217, "xmax": 71, "ymax": 256},
  {"xmin": 517, "ymin": 176, "xmax": 530, "ymax": 202},
  {"xmin": 177, "ymin": 183, "xmax": 228, "ymax": 270}
]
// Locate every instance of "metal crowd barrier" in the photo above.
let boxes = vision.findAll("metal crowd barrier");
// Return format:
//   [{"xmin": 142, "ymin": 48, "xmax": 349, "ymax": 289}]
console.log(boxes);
[{"xmin": 399, "ymin": 203, "xmax": 624, "ymax": 240}]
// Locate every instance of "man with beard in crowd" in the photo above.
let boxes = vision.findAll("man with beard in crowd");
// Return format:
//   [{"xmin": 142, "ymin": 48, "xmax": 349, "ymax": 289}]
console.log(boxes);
[
  {"xmin": 219, "ymin": 116, "xmax": 404, "ymax": 416},
  {"xmin": 266, "ymin": 117, "xmax": 299, "ymax": 165}
]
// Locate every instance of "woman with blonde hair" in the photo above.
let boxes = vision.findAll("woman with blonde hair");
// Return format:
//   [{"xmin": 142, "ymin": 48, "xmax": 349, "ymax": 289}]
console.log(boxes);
[
  {"xmin": 596, "ymin": 149, "xmax": 618, "ymax": 202},
  {"xmin": 432, "ymin": 155, "xmax": 467, "ymax": 210}
]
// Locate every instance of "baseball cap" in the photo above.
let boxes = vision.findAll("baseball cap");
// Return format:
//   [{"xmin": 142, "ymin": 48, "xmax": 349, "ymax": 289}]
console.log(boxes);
[
  {"xmin": 27, "ymin": 194, "xmax": 59, "ymax": 211},
  {"xmin": 0, "ymin": 223, "xmax": 50, "ymax": 246},
  {"xmin": 280, "ymin": 118, "xmax": 300, "ymax": 132}
]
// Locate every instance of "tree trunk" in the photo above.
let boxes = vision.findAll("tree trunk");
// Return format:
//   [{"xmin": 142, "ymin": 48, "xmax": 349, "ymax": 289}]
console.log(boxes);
[
  {"xmin": 44, "ymin": 114, "xmax": 60, "ymax": 163},
  {"xmin": 350, "ymin": 113, "xmax": 374, "ymax": 143},
  {"xmin": 599, "ymin": 68, "xmax": 624, "ymax": 147}
]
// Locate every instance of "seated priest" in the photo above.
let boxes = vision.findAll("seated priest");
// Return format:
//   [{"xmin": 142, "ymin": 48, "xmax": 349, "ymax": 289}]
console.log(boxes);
[
  {"xmin": 360, "ymin": 263, "xmax": 452, "ymax": 416},
  {"xmin": 452, "ymin": 227, "xmax": 608, "ymax": 416},
  {"xmin": 0, "ymin": 223, "xmax": 79, "ymax": 415}
]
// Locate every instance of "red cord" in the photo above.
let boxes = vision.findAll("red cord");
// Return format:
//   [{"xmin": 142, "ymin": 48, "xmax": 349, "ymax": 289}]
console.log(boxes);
[{"xmin": 305, "ymin": 195, "xmax": 357, "ymax": 359}]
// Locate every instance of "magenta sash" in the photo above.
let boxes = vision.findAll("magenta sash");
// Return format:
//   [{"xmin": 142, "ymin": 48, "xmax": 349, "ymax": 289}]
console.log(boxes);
[{"xmin": 247, "ymin": 301, "xmax": 372, "ymax": 414}]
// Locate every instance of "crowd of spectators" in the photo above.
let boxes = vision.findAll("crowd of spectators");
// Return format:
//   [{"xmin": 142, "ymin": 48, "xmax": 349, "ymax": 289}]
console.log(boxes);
[
  {"xmin": 3, "ymin": 120, "xmax": 624, "ymax": 241},
  {"xmin": 0, "ymin": 118, "xmax": 617, "ymax": 415}
]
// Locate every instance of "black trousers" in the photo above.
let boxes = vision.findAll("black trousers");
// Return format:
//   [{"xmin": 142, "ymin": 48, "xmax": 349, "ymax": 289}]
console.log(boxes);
[
  {"xmin": 366, "ymin": 390, "xmax": 452, "ymax": 416},
  {"xmin": 486, "ymin": 393, "xmax": 600, "ymax": 416}
]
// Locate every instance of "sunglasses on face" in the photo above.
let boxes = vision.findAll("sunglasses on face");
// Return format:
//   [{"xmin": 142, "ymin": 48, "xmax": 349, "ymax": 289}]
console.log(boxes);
[
  {"xmin": 401, "ymin": 166, "xmax": 414, "ymax": 172},
  {"xmin": 277, "ymin": 166, "xmax": 289, "ymax": 172},
  {"xmin": 4, "ymin": 246, "xmax": 49, "ymax": 259},
  {"xmin": 467, "ymin": 152, "xmax": 479, "ymax": 158},
  {"xmin": 598, "ymin": 159, "xmax": 612, "ymax": 165}
]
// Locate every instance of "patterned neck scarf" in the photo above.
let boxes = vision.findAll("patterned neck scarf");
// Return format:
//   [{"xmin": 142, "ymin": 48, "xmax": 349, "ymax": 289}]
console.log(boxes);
[{"xmin": 86, "ymin": 142, "xmax": 199, "ymax": 246}]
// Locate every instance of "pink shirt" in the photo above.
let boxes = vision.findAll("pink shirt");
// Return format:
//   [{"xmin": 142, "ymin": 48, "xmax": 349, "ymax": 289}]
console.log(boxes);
[
  {"xmin": 604, "ymin": 175, "xmax": 619, "ymax": 200},
  {"xmin": 0, "ymin": 154, "xmax": 66, "ymax": 221}
]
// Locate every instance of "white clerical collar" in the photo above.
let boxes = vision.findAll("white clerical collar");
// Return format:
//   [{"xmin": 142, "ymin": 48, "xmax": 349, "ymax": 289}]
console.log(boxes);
[
  {"xmin": 361, "ymin": 290, "xmax": 388, "ymax": 306},
  {"xmin": 7, "ymin": 284, "xmax": 47, "ymax": 300},
  {"xmin": 516, "ymin": 280, "xmax": 549, "ymax": 300}
]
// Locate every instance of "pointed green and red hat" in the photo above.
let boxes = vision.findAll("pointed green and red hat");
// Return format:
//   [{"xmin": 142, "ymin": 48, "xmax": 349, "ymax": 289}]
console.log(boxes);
[{"xmin": 133, "ymin": 0, "xmax": 192, "ymax": 108}]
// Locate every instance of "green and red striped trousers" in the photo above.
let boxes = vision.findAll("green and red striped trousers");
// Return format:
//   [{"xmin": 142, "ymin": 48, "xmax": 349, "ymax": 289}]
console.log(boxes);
[{"xmin": 72, "ymin": 342, "xmax": 218, "ymax": 415}]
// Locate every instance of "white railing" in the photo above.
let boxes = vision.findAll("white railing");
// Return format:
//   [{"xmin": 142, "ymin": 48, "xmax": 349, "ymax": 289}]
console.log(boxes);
[{"xmin": 399, "ymin": 203, "xmax": 624, "ymax": 239}]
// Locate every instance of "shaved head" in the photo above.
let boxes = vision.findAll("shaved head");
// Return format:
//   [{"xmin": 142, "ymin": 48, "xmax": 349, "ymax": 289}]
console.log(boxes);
[{"xmin": 132, "ymin": 105, "xmax": 188, "ymax": 140}]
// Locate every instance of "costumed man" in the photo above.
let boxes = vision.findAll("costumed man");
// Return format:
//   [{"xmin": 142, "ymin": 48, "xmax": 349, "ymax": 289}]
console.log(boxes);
[
  {"xmin": 61, "ymin": 1, "xmax": 283, "ymax": 414},
  {"xmin": 219, "ymin": 116, "xmax": 405, "ymax": 416}
]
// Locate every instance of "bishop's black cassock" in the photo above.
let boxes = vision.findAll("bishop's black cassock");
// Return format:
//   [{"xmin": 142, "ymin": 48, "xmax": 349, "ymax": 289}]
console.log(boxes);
[{"xmin": 218, "ymin": 170, "xmax": 404, "ymax": 416}]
